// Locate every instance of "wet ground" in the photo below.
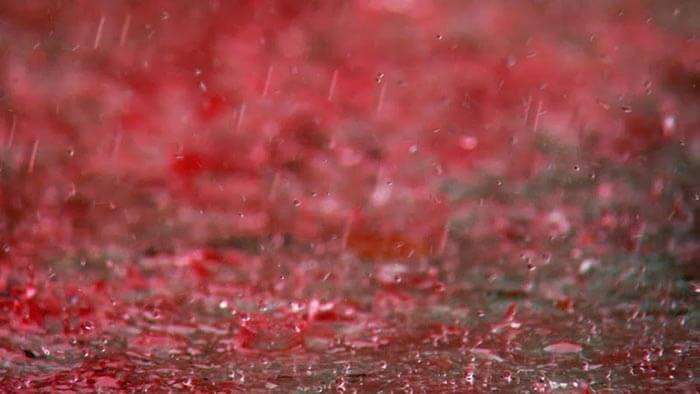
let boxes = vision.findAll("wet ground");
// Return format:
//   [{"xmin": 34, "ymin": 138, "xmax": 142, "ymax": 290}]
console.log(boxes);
[{"xmin": 0, "ymin": 1, "xmax": 698, "ymax": 392}]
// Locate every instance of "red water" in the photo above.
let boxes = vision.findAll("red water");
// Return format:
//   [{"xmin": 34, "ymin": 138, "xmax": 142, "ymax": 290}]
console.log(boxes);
[{"xmin": 0, "ymin": 1, "xmax": 698, "ymax": 391}]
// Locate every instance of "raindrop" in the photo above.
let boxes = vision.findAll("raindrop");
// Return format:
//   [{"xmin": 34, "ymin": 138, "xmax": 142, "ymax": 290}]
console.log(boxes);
[
  {"xmin": 579, "ymin": 258, "xmax": 599, "ymax": 274},
  {"xmin": 663, "ymin": 115, "xmax": 676, "ymax": 135},
  {"xmin": 502, "ymin": 371, "xmax": 512, "ymax": 383},
  {"xmin": 544, "ymin": 342, "xmax": 582, "ymax": 354},
  {"xmin": 465, "ymin": 371, "xmax": 475, "ymax": 385},
  {"xmin": 459, "ymin": 136, "xmax": 478, "ymax": 150},
  {"xmin": 596, "ymin": 99, "xmax": 611, "ymax": 110},
  {"xmin": 375, "ymin": 72, "xmax": 384, "ymax": 84}
]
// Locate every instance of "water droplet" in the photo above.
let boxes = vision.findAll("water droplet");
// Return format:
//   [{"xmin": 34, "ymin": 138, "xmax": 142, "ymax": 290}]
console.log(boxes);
[
  {"xmin": 293, "ymin": 199, "xmax": 302, "ymax": 207},
  {"xmin": 459, "ymin": 136, "xmax": 478, "ymax": 150},
  {"xmin": 375, "ymin": 72, "xmax": 384, "ymax": 84},
  {"xmin": 465, "ymin": 371, "xmax": 475, "ymax": 385},
  {"xmin": 690, "ymin": 283, "xmax": 700, "ymax": 293},
  {"xmin": 663, "ymin": 115, "xmax": 676, "ymax": 135},
  {"xmin": 544, "ymin": 342, "xmax": 582, "ymax": 354},
  {"xmin": 579, "ymin": 258, "xmax": 599, "ymax": 274},
  {"xmin": 596, "ymin": 99, "xmax": 611, "ymax": 110},
  {"xmin": 41, "ymin": 346, "xmax": 51, "ymax": 356}
]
